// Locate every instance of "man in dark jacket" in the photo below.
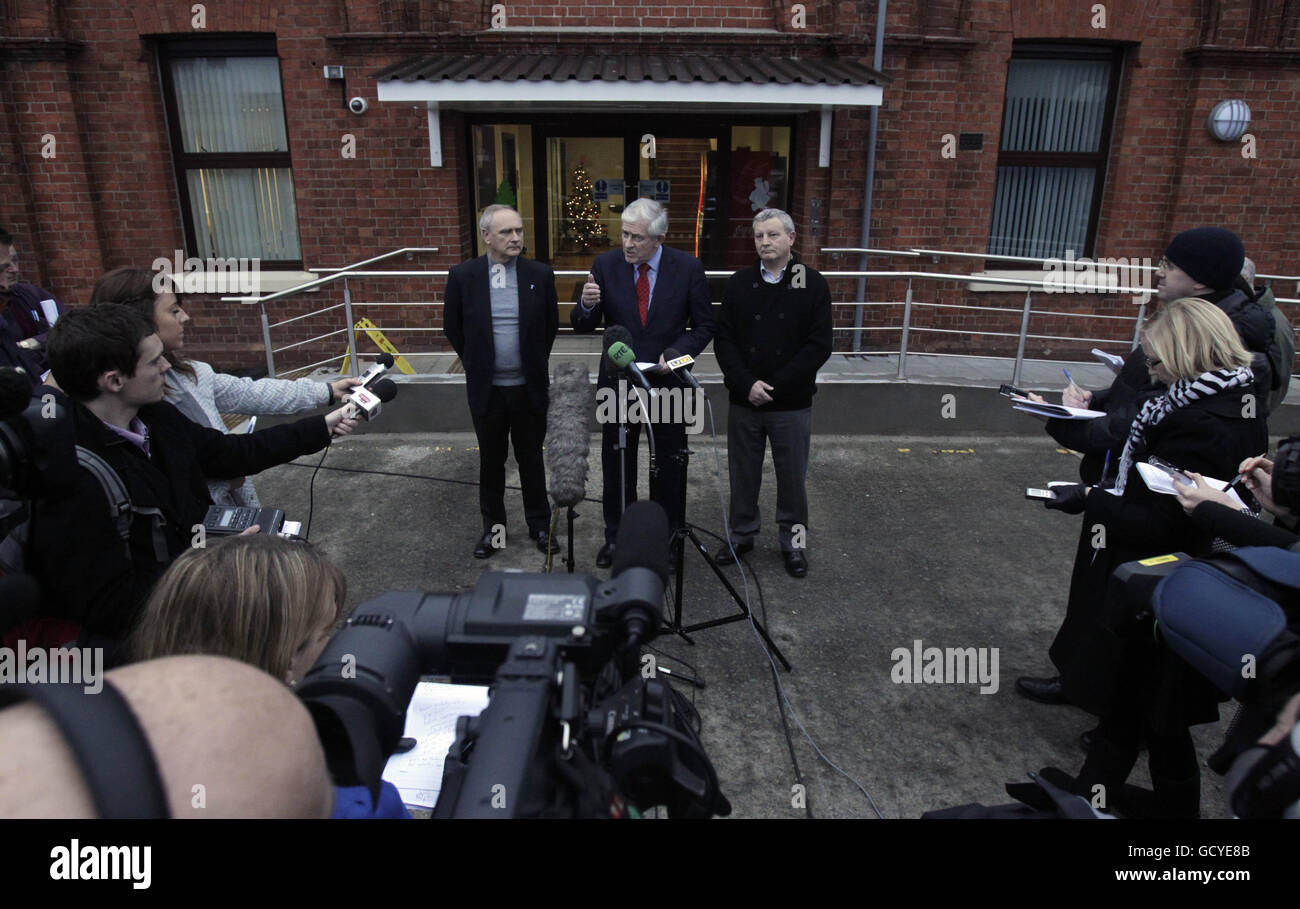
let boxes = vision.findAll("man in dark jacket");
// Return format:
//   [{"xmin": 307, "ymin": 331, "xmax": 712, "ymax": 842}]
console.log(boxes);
[
  {"xmin": 0, "ymin": 228, "xmax": 62, "ymax": 384},
  {"xmin": 444, "ymin": 204, "xmax": 559, "ymax": 559},
  {"xmin": 713, "ymin": 209, "xmax": 832, "ymax": 578},
  {"xmin": 27, "ymin": 304, "xmax": 355, "ymax": 649}
]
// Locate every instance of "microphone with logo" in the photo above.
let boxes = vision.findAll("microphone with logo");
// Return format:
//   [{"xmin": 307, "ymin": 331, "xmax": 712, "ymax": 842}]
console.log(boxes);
[
  {"xmin": 661, "ymin": 347, "xmax": 705, "ymax": 396},
  {"xmin": 604, "ymin": 325, "xmax": 652, "ymax": 392},
  {"xmin": 546, "ymin": 363, "xmax": 594, "ymax": 572},
  {"xmin": 344, "ymin": 377, "xmax": 398, "ymax": 422}
]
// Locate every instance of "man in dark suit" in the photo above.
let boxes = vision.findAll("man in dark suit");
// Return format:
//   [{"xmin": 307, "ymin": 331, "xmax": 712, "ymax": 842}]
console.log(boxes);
[
  {"xmin": 571, "ymin": 198, "xmax": 715, "ymax": 567},
  {"xmin": 444, "ymin": 205, "xmax": 560, "ymax": 559}
]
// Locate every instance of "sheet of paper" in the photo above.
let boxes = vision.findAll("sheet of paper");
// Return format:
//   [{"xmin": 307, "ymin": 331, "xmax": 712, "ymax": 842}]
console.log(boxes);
[
  {"xmin": 1091, "ymin": 348, "xmax": 1124, "ymax": 373},
  {"xmin": 1135, "ymin": 462, "xmax": 1246, "ymax": 507},
  {"xmin": 381, "ymin": 681, "xmax": 490, "ymax": 809},
  {"xmin": 39, "ymin": 299, "xmax": 59, "ymax": 327},
  {"xmin": 1010, "ymin": 398, "xmax": 1106, "ymax": 420}
]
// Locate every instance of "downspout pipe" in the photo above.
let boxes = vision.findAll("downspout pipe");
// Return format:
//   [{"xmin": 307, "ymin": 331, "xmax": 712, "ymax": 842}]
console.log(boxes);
[{"xmin": 853, "ymin": 0, "xmax": 888, "ymax": 352}]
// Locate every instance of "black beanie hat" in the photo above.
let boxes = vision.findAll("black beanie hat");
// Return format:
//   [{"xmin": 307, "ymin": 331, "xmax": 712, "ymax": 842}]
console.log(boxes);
[{"xmin": 1163, "ymin": 227, "xmax": 1245, "ymax": 293}]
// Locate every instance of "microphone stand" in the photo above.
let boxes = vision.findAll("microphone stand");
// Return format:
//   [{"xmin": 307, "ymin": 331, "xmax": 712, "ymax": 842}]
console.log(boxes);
[{"xmin": 657, "ymin": 376, "xmax": 791, "ymax": 671}]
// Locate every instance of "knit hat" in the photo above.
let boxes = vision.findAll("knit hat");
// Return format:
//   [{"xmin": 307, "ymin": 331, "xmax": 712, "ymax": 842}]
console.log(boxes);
[{"xmin": 1163, "ymin": 227, "xmax": 1245, "ymax": 293}]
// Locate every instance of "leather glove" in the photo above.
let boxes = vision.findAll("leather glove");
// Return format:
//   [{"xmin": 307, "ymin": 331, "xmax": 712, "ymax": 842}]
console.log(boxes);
[{"xmin": 1044, "ymin": 483, "xmax": 1088, "ymax": 515}]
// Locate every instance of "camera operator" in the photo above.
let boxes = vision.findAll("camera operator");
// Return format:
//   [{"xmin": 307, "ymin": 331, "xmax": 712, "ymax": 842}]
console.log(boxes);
[
  {"xmin": 0, "ymin": 655, "xmax": 335, "ymax": 818},
  {"xmin": 20, "ymin": 304, "xmax": 357, "ymax": 653},
  {"xmin": 129, "ymin": 535, "xmax": 409, "ymax": 818}
]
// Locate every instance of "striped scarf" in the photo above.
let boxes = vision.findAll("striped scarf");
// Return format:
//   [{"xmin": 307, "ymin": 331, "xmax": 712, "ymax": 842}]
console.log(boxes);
[{"xmin": 1114, "ymin": 366, "xmax": 1254, "ymax": 494}]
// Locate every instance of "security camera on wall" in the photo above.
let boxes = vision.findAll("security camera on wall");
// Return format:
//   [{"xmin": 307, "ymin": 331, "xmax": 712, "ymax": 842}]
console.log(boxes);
[{"xmin": 348, "ymin": 97, "xmax": 369, "ymax": 115}]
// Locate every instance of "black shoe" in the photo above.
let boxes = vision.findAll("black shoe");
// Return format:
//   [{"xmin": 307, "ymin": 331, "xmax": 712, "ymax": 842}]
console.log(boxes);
[
  {"xmin": 533, "ymin": 530, "xmax": 560, "ymax": 555},
  {"xmin": 596, "ymin": 542, "xmax": 615, "ymax": 569},
  {"xmin": 1015, "ymin": 675, "xmax": 1067, "ymax": 705},
  {"xmin": 473, "ymin": 531, "xmax": 500, "ymax": 560},
  {"xmin": 783, "ymin": 550, "xmax": 808, "ymax": 578},
  {"xmin": 713, "ymin": 541, "xmax": 753, "ymax": 566}
]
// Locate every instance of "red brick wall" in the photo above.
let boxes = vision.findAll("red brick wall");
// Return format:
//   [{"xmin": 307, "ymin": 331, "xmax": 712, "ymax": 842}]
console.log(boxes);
[{"xmin": 2, "ymin": 0, "xmax": 1297, "ymax": 370}]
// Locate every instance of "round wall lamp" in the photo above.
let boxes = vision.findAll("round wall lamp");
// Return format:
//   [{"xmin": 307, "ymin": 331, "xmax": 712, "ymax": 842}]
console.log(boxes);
[{"xmin": 1207, "ymin": 99, "xmax": 1251, "ymax": 141}]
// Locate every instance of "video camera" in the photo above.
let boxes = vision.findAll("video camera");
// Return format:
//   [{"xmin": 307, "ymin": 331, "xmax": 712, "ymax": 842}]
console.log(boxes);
[
  {"xmin": 295, "ymin": 501, "xmax": 732, "ymax": 819},
  {"xmin": 1111, "ymin": 546, "xmax": 1300, "ymax": 817}
]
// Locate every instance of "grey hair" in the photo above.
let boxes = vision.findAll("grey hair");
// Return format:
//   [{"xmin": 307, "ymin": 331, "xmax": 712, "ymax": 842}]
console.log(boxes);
[
  {"xmin": 1241, "ymin": 256, "xmax": 1257, "ymax": 286},
  {"xmin": 479, "ymin": 204, "xmax": 518, "ymax": 232},
  {"xmin": 622, "ymin": 198, "xmax": 668, "ymax": 238},
  {"xmin": 752, "ymin": 208, "xmax": 795, "ymax": 234}
]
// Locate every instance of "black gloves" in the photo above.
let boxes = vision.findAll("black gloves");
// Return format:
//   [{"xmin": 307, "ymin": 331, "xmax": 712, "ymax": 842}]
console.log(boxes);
[{"xmin": 1045, "ymin": 483, "xmax": 1088, "ymax": 515}]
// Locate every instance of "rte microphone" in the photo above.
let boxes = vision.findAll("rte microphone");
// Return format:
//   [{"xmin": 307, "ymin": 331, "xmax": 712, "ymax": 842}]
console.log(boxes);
[
  {"xmin": 357, "ymin": 353, "xmax": 396, "ymax": 390},
  {"xmin": 662, "ymin": 347, "xmax": 705, "ymax": 394},
  {"xmin": 346, "ymin": 377, "xmax": 398, "ymax": 421},
  {"xmin": 604, "ymin": 325, "xmax": 652, "ymax": 392},
  {"xmin": 546, "ymin": 362, "xmax": 594, "ymax": 508}
]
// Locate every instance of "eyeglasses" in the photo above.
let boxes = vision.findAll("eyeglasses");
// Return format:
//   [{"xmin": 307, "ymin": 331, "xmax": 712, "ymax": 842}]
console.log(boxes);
[
  {"xmin": 1156, "ymin": 257, "xmax": 1172, "ymax": 271},
  {"xmin": 1145, "ymin": 355, "xmax": 1162, "ymax": 368}
]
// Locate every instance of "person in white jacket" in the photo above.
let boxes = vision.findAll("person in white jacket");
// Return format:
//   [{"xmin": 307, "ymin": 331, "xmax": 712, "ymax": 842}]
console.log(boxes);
[{"xmin": 90, "ymin": 267, "xmax": 362, "ymax": 506}]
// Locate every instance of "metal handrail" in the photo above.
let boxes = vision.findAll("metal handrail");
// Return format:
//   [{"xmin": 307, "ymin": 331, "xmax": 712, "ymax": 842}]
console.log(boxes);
[
  {"xmin": 228, "ymin": 248, "xmax": 1298, "ymax": 387},
  {"xmin": 828, "ymin": 245, "xmax": 1300, "ymax": 284}
]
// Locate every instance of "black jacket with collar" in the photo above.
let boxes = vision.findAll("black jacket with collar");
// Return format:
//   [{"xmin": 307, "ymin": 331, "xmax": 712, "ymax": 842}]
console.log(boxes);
[
  {"xmin": 443, "ymin": 254, "xmax": 558, "ymax": 418},
  {"xmin": 28, "ymin": 396, "xmax": 332, "ymax": 639},
  {"xmin": 715, "ymin": 254, "xmax": 833, "ymax": 411}
]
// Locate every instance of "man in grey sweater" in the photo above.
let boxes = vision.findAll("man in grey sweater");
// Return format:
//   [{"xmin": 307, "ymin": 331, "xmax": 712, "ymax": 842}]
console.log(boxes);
[{"xmin": 444, "ymin": 205, "xmax": 560, "ymax": 558}]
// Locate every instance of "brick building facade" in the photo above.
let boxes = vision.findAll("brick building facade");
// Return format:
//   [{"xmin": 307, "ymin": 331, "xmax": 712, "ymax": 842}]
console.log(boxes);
[{"xmin": 2, "ymin": 0, "xmax": 1297, "ymax": 372}]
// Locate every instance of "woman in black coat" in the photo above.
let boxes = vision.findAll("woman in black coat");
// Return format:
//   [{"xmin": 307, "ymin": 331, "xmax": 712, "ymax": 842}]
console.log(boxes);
[{"xmin": 1040, "ymin": 297, "xmax": 1268, "ymax": 817}]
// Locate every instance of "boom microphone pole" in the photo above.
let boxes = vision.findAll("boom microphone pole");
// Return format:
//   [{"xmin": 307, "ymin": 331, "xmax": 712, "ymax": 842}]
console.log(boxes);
[{"xmin": 546, "ymin": 363, "xmax": 594, "ymax": 572}]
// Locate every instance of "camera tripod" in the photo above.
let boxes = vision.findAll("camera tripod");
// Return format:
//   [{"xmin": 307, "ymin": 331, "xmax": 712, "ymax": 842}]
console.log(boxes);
[{"xmin": 651, "ymin": 441, "xmax": 792, "ymax": 671}]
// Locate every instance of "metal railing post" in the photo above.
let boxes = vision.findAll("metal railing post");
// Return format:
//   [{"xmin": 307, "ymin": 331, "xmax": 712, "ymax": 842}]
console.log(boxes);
[
  {"xmin": 1132, "ymin": 301, "xmax": 1146, "ymax": 348},
  {"xmin": 1012, "ymin": 288, "xmax": 1033, "ymax": 386},
  {"xmin": 897, "ymin": 278, "xmax": 913, "ymax": 379},
  {"xmin": 260, "ymin": 303, "xmax": 276, "ymax": 378},
  {"xmin": 343, "ymin": 277, "xmax": 359, "ymax": 378}
]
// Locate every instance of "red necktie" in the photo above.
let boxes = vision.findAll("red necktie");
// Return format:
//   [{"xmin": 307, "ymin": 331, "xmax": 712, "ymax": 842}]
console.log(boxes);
[{"xmin": 636, "ymin": 263, "xmax": 650, "ymax": 327}]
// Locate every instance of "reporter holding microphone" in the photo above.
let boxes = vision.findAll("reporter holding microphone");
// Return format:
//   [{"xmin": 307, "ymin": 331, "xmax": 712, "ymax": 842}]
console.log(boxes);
[{"xmin": 90, "ymin": 266, "xmax": 363, "ymax": 507}]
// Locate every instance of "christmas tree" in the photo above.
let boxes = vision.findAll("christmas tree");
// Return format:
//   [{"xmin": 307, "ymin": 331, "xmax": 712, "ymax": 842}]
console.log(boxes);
[
  {"xmin": 494, "ymin": 178, "xmax": 516, "ymax": 207},
  {"xmin": 562, "ymin": 162, "xmax": 607, "ymax": 252}
]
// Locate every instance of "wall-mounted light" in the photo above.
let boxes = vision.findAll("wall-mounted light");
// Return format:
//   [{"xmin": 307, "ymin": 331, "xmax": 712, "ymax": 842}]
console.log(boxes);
[{"xmin": 1207, "ymin": 100, "xmax": 1251, "ymax": 141}]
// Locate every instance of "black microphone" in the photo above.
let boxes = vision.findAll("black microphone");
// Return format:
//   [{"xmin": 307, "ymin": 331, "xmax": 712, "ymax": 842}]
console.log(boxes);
[
  {"xmin": 545, "ymin": 363, "xmax": 594, "ymax": 508},
  {"xmin": 608, "ymin": 500, "xmax": 670, "ymax": 646},
  {"xmin": 346, "ymin": 377, "xmax": 398, "ymax": 421},
  {"xmin": 604, "ymin": 325, "xmax": 652, "ymax": 392},
  {"xmin": 358, "ymin": 353, "xmax": 395, "ymax": 390},
  {"xmin": 662, "ymin": 347, "xmax": 705, "ymax": 393}
]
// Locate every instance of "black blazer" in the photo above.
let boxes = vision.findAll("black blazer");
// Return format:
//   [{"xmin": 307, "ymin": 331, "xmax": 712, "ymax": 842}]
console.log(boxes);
[
  {"xmin": 444, "ymin": 255, "xmax": 559, "ymax": 417},
  {"xmin": 570, "ymin": 245, "xmax": 714, "ymax": 371}
]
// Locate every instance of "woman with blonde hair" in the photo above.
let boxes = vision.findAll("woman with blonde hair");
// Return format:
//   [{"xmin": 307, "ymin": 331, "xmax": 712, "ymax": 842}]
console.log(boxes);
[
  {"xmin": 90, "ymin": 267, "xmax": 362, "ymax": 507},
  {"xmin": 1033, "ymin": 297, "xmax": 1268, "ymax": 817},
  {"xmin": 130, "ymin": 535, "xmax": 409, "ymax": 818}
]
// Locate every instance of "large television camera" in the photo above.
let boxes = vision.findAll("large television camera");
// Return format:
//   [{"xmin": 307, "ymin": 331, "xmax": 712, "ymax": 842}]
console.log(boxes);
[
  {"xmin": 1112, "ymin": 546, "xmax": 1300, "ymax": 818},
  {"xmin": 295, "ymin": 501, "xmax": 732, "ymax": 819}
]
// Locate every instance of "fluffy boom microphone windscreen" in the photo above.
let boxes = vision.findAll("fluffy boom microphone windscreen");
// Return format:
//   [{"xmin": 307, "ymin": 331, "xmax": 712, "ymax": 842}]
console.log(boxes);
[{"xmin": 546, "ymin": 362, "xmax": 595, "ymax": 507}]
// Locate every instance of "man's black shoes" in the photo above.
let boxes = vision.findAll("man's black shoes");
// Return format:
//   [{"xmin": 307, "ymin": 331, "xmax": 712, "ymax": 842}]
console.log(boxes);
[
  {"xmin": 713, "ymin": 541, "xmax": 753, "ymax": 566},
  {"xmin": 596, "ymin": 542, "xmax": 615, "ymax": 569},
  {"xmin": 473, "ymin": 531, "xmax": 498, "ymax": 560},
  {"xmin": 783, "ymin": 550, "xmax": 808, "ymax": 578},
  {"xmin": 533, "ymin": 530, "xmax": 560, "ymax": 555},
  {"xmin": 1015, "ymin": 675, "xmax": 1067, "ymax": 704}
]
